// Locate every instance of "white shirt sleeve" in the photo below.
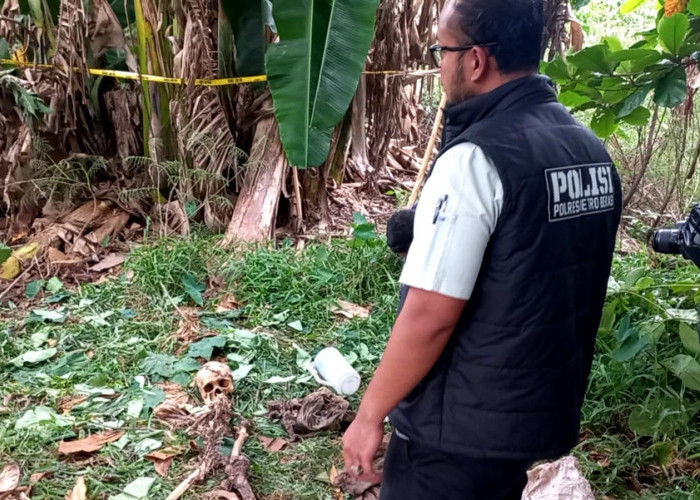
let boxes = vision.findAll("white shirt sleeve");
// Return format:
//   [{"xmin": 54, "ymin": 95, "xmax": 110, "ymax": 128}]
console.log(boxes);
[{"xmin": 399, "ymin": 142, "xmax": 504, "ymax": 300}]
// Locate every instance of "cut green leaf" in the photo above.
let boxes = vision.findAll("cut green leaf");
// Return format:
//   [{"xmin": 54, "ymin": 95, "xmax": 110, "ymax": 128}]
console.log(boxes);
[
  {"xmin": 109, "ymin": 476, "xmax": 156, "ymax": 500},
  {"xmin": 11, "ymin": 348, "xmax": 58, "ymax": 367},
  {"xmin": 664, "ymin": 355, "xmax": 700, "ymax": 391},
  {"xmin": 187, "ymin": 336, "xmax": 227, "ymax": 360},
  {"xmin": 26, "ymin": 309, "xmax": 67, "ymax": 324},
  {"xmin": 25, "ymin": 280, "xmax": 45, "ymax": 299},
  {"xmin": 679, "ymin": 322, "xmax": 700, "ymax": 357},
  {"xmin": 182, "ymin": 274, "xmax": 205, "ymax": 306},
  {"xmin": 232, "ymin": 363, "xmax": 255, "ymax": 380},
  {"xmin": 141, "ymin": 353, "xmax": 178, "ymax": 378}
]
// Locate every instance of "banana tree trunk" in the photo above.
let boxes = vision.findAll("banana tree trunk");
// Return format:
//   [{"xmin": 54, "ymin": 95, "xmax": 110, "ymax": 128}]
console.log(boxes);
[{"xmin": 222, "ymin": 112, "xmax": 288, "ymax": 245}]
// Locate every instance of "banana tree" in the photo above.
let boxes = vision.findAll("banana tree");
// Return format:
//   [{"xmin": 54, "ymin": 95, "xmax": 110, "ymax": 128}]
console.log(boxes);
[{"xmin": 265, "ymin": 0, "xmax": 380, "ymax": 168}]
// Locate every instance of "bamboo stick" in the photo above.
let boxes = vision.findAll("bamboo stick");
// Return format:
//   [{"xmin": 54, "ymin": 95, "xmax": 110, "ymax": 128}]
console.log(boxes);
[{"xmin": 406, "ymin": 93, "xmax": 447, "ymax": 208}]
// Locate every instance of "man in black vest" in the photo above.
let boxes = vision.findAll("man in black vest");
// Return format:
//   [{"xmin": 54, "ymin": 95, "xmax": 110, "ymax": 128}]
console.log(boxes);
[{"xmin": 342, "ymin": 0, "xmax": 622, "ymax": 498}]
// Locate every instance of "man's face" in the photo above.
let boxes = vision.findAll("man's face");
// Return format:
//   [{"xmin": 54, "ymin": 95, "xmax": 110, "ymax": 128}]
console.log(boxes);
[{"xmin": 437, "ymin": 1, "xmax": 477, "ymax": 105}]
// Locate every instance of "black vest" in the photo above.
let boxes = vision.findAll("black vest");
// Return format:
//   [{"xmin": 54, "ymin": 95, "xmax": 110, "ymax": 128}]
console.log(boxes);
[{"xmin": 390, "ymin": 75, "xmax": 622, "ymax": 460}]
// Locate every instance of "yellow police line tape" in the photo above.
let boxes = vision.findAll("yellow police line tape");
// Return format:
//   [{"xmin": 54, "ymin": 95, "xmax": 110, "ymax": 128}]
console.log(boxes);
[{"xmin": 0, "ymin": 59, "xmax": 438, "ymax": 86}]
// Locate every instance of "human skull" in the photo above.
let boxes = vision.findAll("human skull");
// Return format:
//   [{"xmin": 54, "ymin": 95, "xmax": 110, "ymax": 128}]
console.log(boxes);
[{"xmin": 195, "ymin": 361, "xmax": 234, "ymax": 405}]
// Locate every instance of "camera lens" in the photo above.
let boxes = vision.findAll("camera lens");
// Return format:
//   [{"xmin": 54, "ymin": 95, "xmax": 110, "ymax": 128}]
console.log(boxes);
[{"xmin": 652, "ymin": 229, "xmax": 681, "ymax": 255}]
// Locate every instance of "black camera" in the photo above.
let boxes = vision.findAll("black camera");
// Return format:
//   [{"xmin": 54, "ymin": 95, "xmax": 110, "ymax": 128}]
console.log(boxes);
[{"xmin": 651, "ymin": 204, "xmax": 700, "ymax": 268}]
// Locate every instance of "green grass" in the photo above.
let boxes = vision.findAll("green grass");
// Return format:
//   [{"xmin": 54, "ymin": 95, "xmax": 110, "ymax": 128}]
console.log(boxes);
[
  {"xmin": 0, "ymin": 235, "xmax": 401, "ymax": 499},
  {"xmin": 2, "ymin": 235, "xmax": 700, "ymax": 499}
]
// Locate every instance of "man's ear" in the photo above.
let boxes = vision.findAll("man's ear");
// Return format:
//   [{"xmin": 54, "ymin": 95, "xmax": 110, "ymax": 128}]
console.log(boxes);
[{"xmin": 468, "ymin": 46, "xmax": 490, "ymax": 82}]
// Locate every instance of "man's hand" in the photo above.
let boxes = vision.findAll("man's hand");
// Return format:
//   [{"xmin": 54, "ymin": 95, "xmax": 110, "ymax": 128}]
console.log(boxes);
[
  {"xmin": 341, "ymin": 287, "xmax": 466, "ymax": 481},
  {"xmin": 342, "ymin": 413, "xmax": 384, "ymax": 483}
]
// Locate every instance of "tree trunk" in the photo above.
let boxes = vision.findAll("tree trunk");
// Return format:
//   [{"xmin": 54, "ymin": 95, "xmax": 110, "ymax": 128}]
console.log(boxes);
[{"xmin": 221, "ymin": 115, "xmax": 288, "ymax": 245}]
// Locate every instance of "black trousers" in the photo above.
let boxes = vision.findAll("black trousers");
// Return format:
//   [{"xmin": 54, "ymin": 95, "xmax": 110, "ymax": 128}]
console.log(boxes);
[{"xmin": 380, "ymin": 432, "xmax": 531, "ymax": 500}]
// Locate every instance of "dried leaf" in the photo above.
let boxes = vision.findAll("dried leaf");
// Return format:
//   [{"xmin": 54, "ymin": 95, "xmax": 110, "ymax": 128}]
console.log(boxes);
[
  {"xmin": 259, "ymin": 436, "xmax": 288, "ymax": 452},
  {"xmin": 175, "ymin": 307, "xmax": 201, "ymax": 344},
  {"xmin": 0, "ymin": 463, "xmax": 20, "ymax": 493},
  {"xmin": 331, "ymin": 300, "xmax": 371, "ymax": 320},
  {"xmin": 88, "ymin": 253, "xmax": 126, "ymax": 272},
  {"xmin": 206, "ymin": 491, "xmax": 240, "ymax": 500},
  {"xmin": 58, "ymin": 430, "xmax": 125, "ymax": 455},
  {"xmin": 155, "ymin": 382, "xmax": 191, "ymax": 406},
  {"xmin": 67, "ymin": 476, "xmax": 87, "ymax": 500},
  {"xmin": 145, "ymin": 447, "xmax": 185, "ymax": 461},
  {"xmin": 329, "ymin": 464, "xmax": 345, "ymax": 500},
  {"xmin": 216, "ymin": 294, "xmax": 240, "ymax": 313},
  {"xmin": 58, "ymin": 395, "xmax": 88, "ymax": 415},
  {"xmin": 0, "ymin": 256, "xmax": 20, "ymax": 280},
  {"xmin": 30, "ymin": 472, "xmax": 48, "ymax": 483},
  {"xmin": 149, "ymin": 456, "xmax": 173, "ymax": 477},
  {"xmin": 665, "ymin": 0, "xmax": 688, "ymax": 16},
  {"xmin": 570, "ymin": 21, "xmax": 584, "ymax": 52},
  {"xmin": 63, "ymin": 201, "xmax": 116, "ymax": 228},
  {"xmin": 47, "ymin": 247, "xmax": 69, "ymax": 264}
]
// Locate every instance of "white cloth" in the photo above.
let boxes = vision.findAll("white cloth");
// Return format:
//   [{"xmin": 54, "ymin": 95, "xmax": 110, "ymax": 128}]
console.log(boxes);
[{"xmin": 399, "ymin": 142, "xmax": 503, "ymax": 300}]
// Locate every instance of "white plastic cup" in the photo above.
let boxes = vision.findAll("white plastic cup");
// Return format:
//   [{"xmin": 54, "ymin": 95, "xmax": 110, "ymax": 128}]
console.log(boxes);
[{"xmin": 309, "ymin": 347, "xmax": 361, "ymax": 395}]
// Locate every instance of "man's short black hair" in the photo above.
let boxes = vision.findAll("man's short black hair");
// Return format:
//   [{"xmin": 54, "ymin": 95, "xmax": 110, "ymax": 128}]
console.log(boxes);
[
  {"xmin": 387, "ymin": 209, "xmax": 415, "ymax": 254},
  {"xmin": 452, "ymin": 0, "xmax": 544, "ymax": 74}
]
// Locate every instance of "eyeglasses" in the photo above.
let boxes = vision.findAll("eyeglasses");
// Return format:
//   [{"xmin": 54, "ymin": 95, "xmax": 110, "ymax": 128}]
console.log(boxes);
[{"xmin": 429, "ymin": 42, "xmax": 498, "ymax": 67}]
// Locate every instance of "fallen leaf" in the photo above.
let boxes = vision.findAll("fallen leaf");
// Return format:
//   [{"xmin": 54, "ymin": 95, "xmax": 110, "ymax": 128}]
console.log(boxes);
[
  {"xmin": 67, "ymin": 476, "xmax": 87, "ymax": 500},
  {"xmin": 0, "ymin": 255, "xmax": 20, "ymax": 280},
  {"xmin": 150, "ymin": 457, "xmax": 172, "ymax": 477},
  {"xmin": 113, "ymin": 476, "xmax": 155, "ymax": 499},
  {"xmin": 216, "ymin": 294, "xmax": 240, "ymax": 313},
  {"xmin": 88, "ymin": 253, "xmax": 126, "ymax": 272},
  {"xmin": 259, "ymin": 436, "xmax": 288, "ymax": 452},
  {"xmin": 155, "ymin": 382, "xmax": 191, "ymax": 406},
  {"xmin": 174, "ymin": 307, "xmax": 201, "ymax": 344},
  {"xmin": 1, "ymin": 242, "xmax": 39, "ymax": 279},
  {"xmin": 144, "ymin": 446, "xmax": 185, "ymax": 476},
  {"xmin": 11, "ymin": 231, "xmax": 27, "ymax": 242},
  {"xmin": 58, "ymin": 430, "xmax": 125, "ymax": 455},
  {"xmin": 30, "ymin": 472, "xmax": 48, "ymax": 483},
  {"xmin": 206, "ymin": 491, "xmax": 240, "ymax": 500},
  {"xmin": 47, "ymin": 247, "xmax": 68, "ymax": 264},
  {"xmin": 58, "ymin": 395, "xmax": 89, "ymax": 415},
  {"xmin": 329, "ymin": 465, "xmax": 344, "ymax": 500},
  {"xmin": 145, "ymin": 447, "xmax": 185, "ymax": 461},
  {"xmin": 0, "ymin": 463, "xmax": 20, "ymax": 493},
  {"xmin": 331, "ymin": 300, "xmax": 370, "ymax": 320}
]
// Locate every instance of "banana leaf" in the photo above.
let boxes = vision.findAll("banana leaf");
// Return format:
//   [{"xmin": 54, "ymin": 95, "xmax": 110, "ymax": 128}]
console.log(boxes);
[
  {"xmin": 111, "ymin": 0, "xmax": 136, "ymax": 27},
  {"xmin": 266, "ymin": 0, "xmax": 379, "ymax": 168},
  {"xmin": 220, "ymin": 0, "xmax": 268, "ymax": 77},
  {"xmin": 218, "ymin": 0, "xmax": 238, "ymax": 136}
]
